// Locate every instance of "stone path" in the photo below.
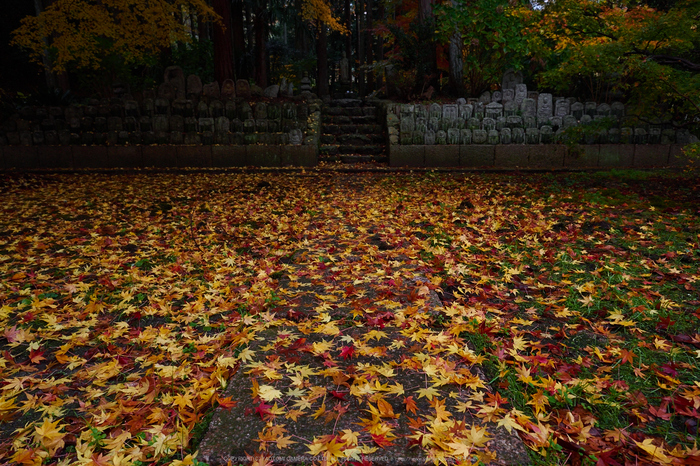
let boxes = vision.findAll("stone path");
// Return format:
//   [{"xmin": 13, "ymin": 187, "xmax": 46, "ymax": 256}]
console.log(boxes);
[{"xmin": 199, "ymin": 176, "xmax": 530, "ymax": 465}]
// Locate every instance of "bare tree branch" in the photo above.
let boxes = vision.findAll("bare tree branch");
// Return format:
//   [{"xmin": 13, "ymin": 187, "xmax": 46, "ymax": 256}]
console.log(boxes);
[{"xmin": 625, "ymin": 50, "xmax": 700, "ymax": 72}]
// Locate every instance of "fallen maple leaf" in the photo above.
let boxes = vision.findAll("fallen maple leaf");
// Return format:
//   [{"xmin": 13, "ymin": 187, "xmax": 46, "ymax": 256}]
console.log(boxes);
[
  {"xmin": 255, "ymin": 402, "xmax": 272, "ymax": 419},
  {"xmin": 404, "ymin": 396, "xmax": 418, "ymax": 414},
  {"xmin": 216, "ymin": 396, "xmax": 239, "ymax": 409},
  {"xmin": 29, "ymin": 348, "xmax": 46, "ymax": 364},
  {"xmin": 371, "ymin": 433, "xmax": 395, "ymax": 448},
  {"xmin": 417, "ymin": 386, "xmax": 439, "ymax": 400},
  {"xmin": 634, "ymin": 438, "xmax": 675, "ymax": 464},
  {"xmin": 33, "ymin": 418, "xmax": 65, "ymax": 455},
  {"xmin": 330, "ymin": 390, "xmax": 347, "ymax": 401},
  {"xmin": 258, "ymin": 385, "xmax": 283, "ymax": 401},
  {"xmin": 498, "ymin": 413, "xmax": 525, "ymax": 433},
  {"xmin": 340, "ymin": 344, "xmax": 355, "ymax": 359}
]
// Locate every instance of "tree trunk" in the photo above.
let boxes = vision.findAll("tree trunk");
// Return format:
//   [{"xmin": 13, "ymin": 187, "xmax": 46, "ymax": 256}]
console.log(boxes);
[
  {"xmin": 344, "ymin": 0, "xmax": 352, "ymax": 79},
  {"xmin": 33, "ymin": 0, "xmax": 56, "ymax": 89},
  {"xmin": 365, "ymin": 0, "xmax": 374, "ymax": 93},
  {"xmin": 294, "ymin": 0, "xmax": 310, "ymax": 55},
  {"xmin": 415, "ymin": 0, "xmax": 437, "ymax": 94},
  {"xmin": 357, "ymin": 0, "xmax": 365, "ymax": 96},
  {"xmin": 245, "ymin": 3, "xmax": 255, "ymax": 79},
  {"xmin": 254, "ymin": 4, "xmax": 268, "ymax": 87},
  {"xmin": 213, "ymin": 0, "xmax": 234, "ymax": 83},
  {"xmin": 316, "ymin": 22, "xmax": 329, "ymax": 97},
  {"xmin": 375, "ymin": 0, "xmax": 384, "ymax": 92},
  {"xmin": 419, "ymin": 0, "xmax": 432, "ymax": 23},
  {"xmin": 232, "ymin": 0, "xmax": 246, "ymax": 79},
  {"xmin": 448, "ymin": 31, "xmax": 463, "ymax": 96}
]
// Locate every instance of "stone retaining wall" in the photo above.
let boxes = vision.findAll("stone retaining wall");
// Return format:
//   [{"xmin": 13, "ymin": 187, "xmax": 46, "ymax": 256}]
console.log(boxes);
[
  {"xmin": 0, "ymin": 100, "xmax": 321, "ymax": 146},
  {"xmin": 0, "ymin": 67, "xmax": 323, "ymax": 169},
  {"xmin": 0, "ymin": 145, "xmax": 316, "ymax": 169},
  {"xmin": 386, "ymin": 87, "xmax": 697, "ymax": 147}
]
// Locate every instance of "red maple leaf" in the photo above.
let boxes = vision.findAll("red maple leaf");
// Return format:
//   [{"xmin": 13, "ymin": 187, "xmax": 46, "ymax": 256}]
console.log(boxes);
[
  {"xmin": 29, "ymin": 349, "xmax": 46, "ymax": 364},
  {"xmin": 340, "ymin": 345, "xmax": 355, "ymax": 360},
  {"xmin": 371, "ymin": 434, "xmax": 394, "ymax": 448},
  {"xmin": 255, "ymin": 402, "xmax": 272, "ymax": 419},
  {"xmin": 330, "ymin": 390, "xmax": 347, "ymax": 401}
]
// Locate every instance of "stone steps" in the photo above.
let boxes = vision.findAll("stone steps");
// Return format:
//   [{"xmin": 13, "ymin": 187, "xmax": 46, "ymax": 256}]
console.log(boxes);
[
  {"xmin": 323, "ymin": 115, "xmax": 378, "ymax": 125},
  {"xmin": 322, "ymin": 124, "xmax": 383, "ymax": 135},
  {"xmin": 320, "ymin": 99, "xmax": 386, "ymax": 164}
]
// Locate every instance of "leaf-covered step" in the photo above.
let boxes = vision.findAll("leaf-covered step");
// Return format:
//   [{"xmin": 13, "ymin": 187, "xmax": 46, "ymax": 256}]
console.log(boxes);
[
  {"xmin": 338, "ymin": 144, "xmax": 384, "ymax": 155},
  {"xmin": 321, "ymin": 124, "xmax": 383, "ymax": 135},
  {"xmin": 319, "ymin": 144, "xmax": 339, "ymax": 155},
  {"xmin": 340, "ymin": 154, "xmax": 389, "ymax": 164},
  {"xmin": 337, "ymin": 134, "xmax": 385, "ymax": 145}
]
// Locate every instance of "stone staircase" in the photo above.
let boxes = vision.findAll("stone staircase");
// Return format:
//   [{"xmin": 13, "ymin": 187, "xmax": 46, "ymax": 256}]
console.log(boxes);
[{"xmin": 319, "ymin": 99, "xmax": 387, "ymax": 164}]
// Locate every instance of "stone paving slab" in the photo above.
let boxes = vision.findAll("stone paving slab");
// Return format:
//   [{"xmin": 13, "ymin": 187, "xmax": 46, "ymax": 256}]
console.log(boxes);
[{"xmin": 200, "ymin": 269, "xmax": 531, "ymax": 465}]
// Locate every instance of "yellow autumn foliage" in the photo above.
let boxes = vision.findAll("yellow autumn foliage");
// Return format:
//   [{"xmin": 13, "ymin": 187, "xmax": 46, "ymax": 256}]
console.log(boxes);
[
  {"xmin": 11, "ymin": 0, "xmax": 219, "ymax": 73},
  {"xmin": 302, "ymin": 0, "xmax": 348, "ymax": 34}
]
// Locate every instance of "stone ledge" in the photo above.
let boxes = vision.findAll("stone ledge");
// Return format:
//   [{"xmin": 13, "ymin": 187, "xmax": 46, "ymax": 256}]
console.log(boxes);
[
  {"xmin": 389, "ymin": 144, "xmax": 679, "ymax": 169},
  {"xmin": 389, "ymin": 145, "xmax": 425, "ymax": 167},
  {"xmin": 634, "ymin": 144, "xmax": 670, "ymax": 167},
  {"xmin": 0, "ymin": 144, "xmax": 687, "ymax": 170},
  {"xmin": 0, "ymin": 145, "xmax": 318, "ymax": 169},
  {"xmin": 494, "ymin": 145, "xmax": 527, "ymax": 168},
  {"xmin": 461, "ymin": 145, "xmax": 495, "ymax": 167}
]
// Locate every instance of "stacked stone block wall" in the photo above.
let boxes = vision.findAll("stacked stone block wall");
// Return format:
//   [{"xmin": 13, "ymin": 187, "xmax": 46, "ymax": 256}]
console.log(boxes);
[
  {"xmin": 385, "ymin": 88, "xmax": 696, "ymax": 168},
  {"xmin": 0, "ymin": 71, "xmax": 321, "ymax": 169}
]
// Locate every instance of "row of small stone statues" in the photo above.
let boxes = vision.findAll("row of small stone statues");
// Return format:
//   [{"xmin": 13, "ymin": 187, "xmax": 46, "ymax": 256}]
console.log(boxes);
[
  {"xmin": 2, "ymin": 99, "xmax": 320, "ymax": 146},
  {"xmin": 387, "ymin": 96, "xmax": 691, "ymax": 144},
  {"xmin": 3, "ymin": 99, "xmax": 317, "ymax": 142},
  {"xmin": 63, "ymin": 98, "xmax": 313, "ymax": 121},
  {"xmin": 158, "ymin": 65, "xmax": 302, "ymax": 101},
  {"xmin": 3, "ymin": 126, "xmax": 307, "ymax": 147},
  {"xmin": 394, "ymin": 125, "xmax": 679, "ymax": 146},
  {"xmin": 446, "ymin": 86, "xmax": 623, "ymax": 118},
  {"xmin": 390, "ymin": 96, "xmax": 626, "ymax": 132}
]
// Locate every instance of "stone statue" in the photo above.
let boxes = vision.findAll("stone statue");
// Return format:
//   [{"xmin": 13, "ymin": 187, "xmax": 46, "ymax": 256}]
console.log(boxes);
[
  {"xmin": 300, "ymin": 72, "xmax": 312, "ymax": 93},
  {"xmin": 340, "ymin": 52, "xmax": 350, "ymax": 84}
]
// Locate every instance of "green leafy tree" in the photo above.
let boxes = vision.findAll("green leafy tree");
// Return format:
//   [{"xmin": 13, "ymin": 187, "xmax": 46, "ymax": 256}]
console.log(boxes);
[
  {"xmin": 527, "ymin": 0, "xmax": 700, "ymax": 131},
  {"xmin": 434, "ymin": 0, "xmax": 530, "ymax": 96}
]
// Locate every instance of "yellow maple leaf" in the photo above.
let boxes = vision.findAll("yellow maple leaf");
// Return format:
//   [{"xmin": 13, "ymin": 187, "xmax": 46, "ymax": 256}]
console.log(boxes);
[
  {"xmin": 269, "ymin": 403, "xmax": 286, "ymax": 415},
  {"xmin": 497, "ymin": 413, "xmax": 524, "ymax": 434},
  {"xmin": 307, "ymin": 438, "xmax": 327, "ymax": 456},
  {"xmin": 432, "ymin": 398, "xmax": 452, "ymax": 421},
  {"xmin": 276, "ymin": 435, "xmax": 296, "ymax": 449},
  {"xmin": 465, "ymin": 425, "xmax": 491, "ymax": 448},
  {"xmin": 34, "ymin": 417, "xmax": 66, "ymax": 454},
  {"xmin": 634, "ymin": 439, "xmax": 675, "ymax": 464},
  {"xmin": 312, "ymin": 340, "xmax": 333, "ymax": 354},
  {"xmin": 258, "ymin": 385, "xmax": 283, "ymax": 401},
  {"xmin": 654, "ymin": 337, "xmax": 671, "ymax": 350},
  {"xmin": 340, "ymin": 429, "xmax": 360, "ymax": 446},
  {"xmin": 447, "ymin": 439, "xmax": 473, "ymax": 459},
  {"xmin": 286, "ymin": 409, "xmax": 305, "ymax": 421},
  {"xmin": 417, "ymin": 386, "xmax": 440, "ymax": 400},
  {"xmin": 313, "ymin": 403, "xmax": 327, "ymax": 419},
  {"xmin": 172, "ymin": 393, "xmax": 194, "ymax": 410},
  {"xmin": 326, "ymin": 438, "xmax": 346, "ymax": 458},
  {"xmin": 512, "ymin": 336, "xmax": 528, "ymax": 352},
  {"xmin": 0, "ymin": 396, "xmax": 17, "ymax": 416}
]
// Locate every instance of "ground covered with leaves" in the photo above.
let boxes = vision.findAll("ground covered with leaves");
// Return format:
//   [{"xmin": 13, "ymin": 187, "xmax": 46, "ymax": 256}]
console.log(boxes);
[{"xmin": 1, "ymin": 170, "xmax": 699, "ymax": 466}]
